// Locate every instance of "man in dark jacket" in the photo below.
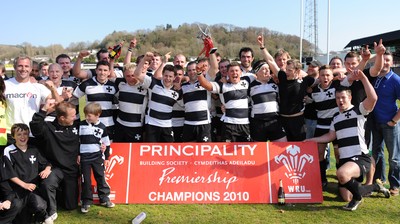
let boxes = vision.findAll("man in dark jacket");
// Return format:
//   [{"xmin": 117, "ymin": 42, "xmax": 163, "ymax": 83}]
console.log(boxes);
[{"xmin": 30, "ymin": 100, "xmax": 80, "ymax": 221}]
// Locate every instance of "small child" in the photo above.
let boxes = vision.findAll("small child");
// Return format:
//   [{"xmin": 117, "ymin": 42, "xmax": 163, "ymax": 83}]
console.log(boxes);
[
  {"xmin": 3, "ymin": 123, "xmax": 53, "ymax": 223},
  {"xmin": 78, "ymin": 102, "xmax": 114, "ymax": 213}
]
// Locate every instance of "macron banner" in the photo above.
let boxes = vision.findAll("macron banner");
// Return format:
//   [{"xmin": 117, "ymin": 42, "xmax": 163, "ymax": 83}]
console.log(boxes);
[{"xmin": 92, "ymin": 142, "xmax": 323, "ymax": 204}]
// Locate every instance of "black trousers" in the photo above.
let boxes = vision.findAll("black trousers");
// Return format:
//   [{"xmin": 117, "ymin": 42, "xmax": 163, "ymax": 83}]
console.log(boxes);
[
  {"xmin": 80, "ymin": 157, "xmax": 110, "ymax": 205},
  {"xmin": 113, "ymin": 121, "xmax": 144, "ymax": 142},
  {"xmin": 0, "ymin": 198, "xmax": 22, "ymax": 224},
  {"xmin": 280, "ymin": 115, "xmax": 306, "ymax": 141},
  {"xmin": 40, "ymin": 167, "xmax": 79, "ymax": 215},
  {"xmin": 145, "ymin": 124, "xmax": 174, "ymax": 142},
  {"xmin": 15, "ymin": 192, "xmax": 47, "ymax": 223}
]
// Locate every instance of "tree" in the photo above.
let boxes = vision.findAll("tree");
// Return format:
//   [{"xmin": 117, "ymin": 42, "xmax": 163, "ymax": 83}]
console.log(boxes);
[
  {"xmin": 83, "ymin": 55, "xmax": 96, "ymax": 64},
  {"xmin": 0, "ymin": 23, "xmax": 315, "ymax": 62},
  {"xmin": 21, "ymin": 42, "xmax": 34, "ymax": 56}
]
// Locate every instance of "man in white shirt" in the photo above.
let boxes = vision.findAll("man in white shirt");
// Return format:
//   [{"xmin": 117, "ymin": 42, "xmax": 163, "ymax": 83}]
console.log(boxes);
[{"xmin": 4, "ymin": 56, "xmax": 52, "ymax": 143}]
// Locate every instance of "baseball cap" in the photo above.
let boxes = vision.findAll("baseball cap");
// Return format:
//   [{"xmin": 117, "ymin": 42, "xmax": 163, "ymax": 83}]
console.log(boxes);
[{"xmin": 306, "ymin": 60, "xmax": 322, "ymax": 67}]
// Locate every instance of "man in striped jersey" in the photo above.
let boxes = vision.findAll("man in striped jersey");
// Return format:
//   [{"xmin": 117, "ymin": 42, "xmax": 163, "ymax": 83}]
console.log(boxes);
[
  {"xmin": 249, "ymin": 60, "xmax": 286, "ymax": 142},
  {"xmin": 47, "ymin": 64, "xmax": 77, "ymax": 101},
  {"xmin": 180, "ymin": 61, "xmax": 213, "ymax": 142},
  {"xmin": 146, "ymin": 52, "xmax": 163, "ymax": 77},
  {"xmin": 55, "ymin": 54, "xmax": 79, "ymax": 84},
  {"xmin": 180, "ymin": 50, "xmax": 219, "ymax": 143},
  {"xmin": 238, "ymin": 47, "xmax": 254, "ymax": 75},
  {"xmin": 73, "ymin": 49, "xmax": 123, "ymax": 80},
  {"xmin": 171, "ymin": 65, "xmax": 186, "ymax": 142},
  {"xmin": 134, "ymin": 52, "xmax": 181, "ymax": 142},
  {"xmin": 198, "ymin": 61, "xmax": 255, "ymax": 142},
  {"xmin": 45, "ymin": 63, "xmax": 78, "ymax": 121},
  {"xmin": 113, "ymin": 63, "xmax": 148, "ymax": 142},
  {"xmin": 211, "ymin": 59, "xmax": 230, "ymax": 142},
  {"xmin": 72, "ymin": 61, "xmax": 117, "ymax": 140},
  {"xmin": 309, "ymin": 65, "xmax": 351, "ymax": 188},
  {"xmin": 307, "ymin": 70, "xmax": 390, "ymax": 211}
]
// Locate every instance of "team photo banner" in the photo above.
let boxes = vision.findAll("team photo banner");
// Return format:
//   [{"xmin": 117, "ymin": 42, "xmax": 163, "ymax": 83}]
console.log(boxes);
[{"xmin": 93, "ymin": 142, "xmax": 322, "ymax": 204}]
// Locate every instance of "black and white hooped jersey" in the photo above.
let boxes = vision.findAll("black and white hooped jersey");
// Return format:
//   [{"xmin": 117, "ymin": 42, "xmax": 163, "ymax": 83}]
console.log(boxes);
[
  {"xmin": 142, "ymin": 76, "xmax": 180, "ymax": 127},
  {"xmin": 249, "ymin": 80, "xmax": 279, "ymax": 120},
  {"xmin": 211, "ymin": 75, "xmax": 255, "ymax": 124},
  {"xmin": 79, "ymin": 120, "xmax": 110, "ymax": 157},
  {"xmin": 115, "ymin": 79, "xmax": 148, "ymax": 128},
  {"xmin": 73, "ymin": 77, "xmax": 117, "ymax": 127},
  {"xmin": 58, "ymin": 79, "xmax": 78, "ymax": 93},
  {"xmin": 311, "ymin": 79, "xmax": 351, "ymax": 129},
  {"xmin": 181, "ymin": 81, "xmax": 211, "ymax": 125},
  {"xmin": 172, "ymin": 99, "xmax": 185, "ymax": 127},
  {"xmin": 46, "ymin": 80, "xmax": 79, "ymax": 122},
  {"xmin": 310, "ymin": 80, "xmax": 340, "ymax": 129},
  {"xmin": 210, "ymin": 73, "xmax": 224, "ymax": 118},
  {"xmin": 62, "ymin": 73, "xmax": 81, "ymax": 85},
  {"xmin": 331, "ymin": 103, "xmax": 369, "ymax": 159}
]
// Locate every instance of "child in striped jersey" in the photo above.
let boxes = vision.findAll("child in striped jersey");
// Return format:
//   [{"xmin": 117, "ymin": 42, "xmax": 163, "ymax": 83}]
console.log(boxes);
[{"xmin": 78, "ymin": 103, "xmax": 114, "ymax": 213}]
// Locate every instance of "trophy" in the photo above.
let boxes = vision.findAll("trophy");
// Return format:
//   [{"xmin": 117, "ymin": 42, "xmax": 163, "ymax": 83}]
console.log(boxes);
[{"xmin": 197, "ymin": 24, "xmax": 217, "ymax": 58}]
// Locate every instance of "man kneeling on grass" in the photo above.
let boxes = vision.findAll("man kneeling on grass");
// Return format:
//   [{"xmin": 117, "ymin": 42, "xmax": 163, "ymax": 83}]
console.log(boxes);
[{"xmin": 307, "ymin": 69, "xmax": 390, "ymax": 211}]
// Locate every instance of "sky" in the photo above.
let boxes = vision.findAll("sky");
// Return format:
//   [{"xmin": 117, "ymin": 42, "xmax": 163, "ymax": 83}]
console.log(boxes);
[{"xmin": 1, "ymin": 0, "xmax": 399, "ymax": 55}]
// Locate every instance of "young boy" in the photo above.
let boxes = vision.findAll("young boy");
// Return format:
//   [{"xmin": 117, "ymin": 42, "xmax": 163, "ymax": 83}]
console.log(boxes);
[
  {"xmin": 78, "ymin": 103, "xmax": 114, "ymax": 213},
  {"xmin": 3, "ymin": 123, "xmax": 53, "ymax": 223}
]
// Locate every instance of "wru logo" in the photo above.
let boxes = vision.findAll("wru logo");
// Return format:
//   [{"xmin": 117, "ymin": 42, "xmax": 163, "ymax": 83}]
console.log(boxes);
[
  {"xmin": 105, "ymin": 154, "xmax": 124, "ymax": 180},
  {"xmin": 274, "ymin": 145, "xmax": 313, "ymax": 184}
]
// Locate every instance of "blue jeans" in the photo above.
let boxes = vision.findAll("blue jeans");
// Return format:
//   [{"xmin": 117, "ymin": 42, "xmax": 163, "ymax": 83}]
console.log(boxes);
[
  {"xmin": 306, "ymin": 119, "xmax": 332, "ymax": 168},
  {"xmin": 372, "ymin": 122, "xmax": 400, "ymax": 189},
  {"xmin": 372, "ymin": 142, "xmax": 386, "ymax": 183},
  {"xmin": 305, "ymin": 119, "xmax": 316, "ymax": 139}
]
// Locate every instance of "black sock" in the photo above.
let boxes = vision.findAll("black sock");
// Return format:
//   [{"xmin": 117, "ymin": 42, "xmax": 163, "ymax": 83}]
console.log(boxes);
[
  {"xmin": 372, "ymin": 183, "xmax": 380, "ymax": 192},
  {"xmin": 359, "ymin": 184, "xmax": 375, "ymax": 196},
  {"xmin": 320, "ymin": 161, "xmax": 327, "ymax": 183},
  {"xmin": 343, "ymin": 178, "xmax": 362, "ymax": 200}
]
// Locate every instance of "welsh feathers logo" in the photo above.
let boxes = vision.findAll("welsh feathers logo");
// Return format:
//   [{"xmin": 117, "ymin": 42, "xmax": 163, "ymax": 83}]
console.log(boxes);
[
  {"xmin": 105, "ymin": 153, "xmax": 124, "ymax": 180},
  {"xmin": 274, "ymin": 145, "xmax": 313, "ymax": 184}
]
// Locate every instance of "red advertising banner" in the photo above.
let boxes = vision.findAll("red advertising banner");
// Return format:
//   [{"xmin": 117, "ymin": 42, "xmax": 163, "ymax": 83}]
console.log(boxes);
[
  {"xmin": 267, "ymin": 142, "xmax": 323, "ymax": 203},
  {"xmin": 92, "ymin": 142, "xmax": 322, "ymax": 204}
]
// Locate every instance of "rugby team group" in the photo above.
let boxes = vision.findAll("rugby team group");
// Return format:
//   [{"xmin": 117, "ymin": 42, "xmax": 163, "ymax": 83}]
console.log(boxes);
[{"xmin": 0, "ymin": 35, "xmax": 399, "ymax": 223}]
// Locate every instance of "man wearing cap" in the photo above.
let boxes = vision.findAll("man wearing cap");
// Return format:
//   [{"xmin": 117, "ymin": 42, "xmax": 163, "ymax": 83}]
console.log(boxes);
[
  {"xmin": 248, "ymin": 60, "xmax": 287, "ymax": 142},
  {"xmin": 307, "ymin": 60, "xmax": 322, "ymax": 72}
]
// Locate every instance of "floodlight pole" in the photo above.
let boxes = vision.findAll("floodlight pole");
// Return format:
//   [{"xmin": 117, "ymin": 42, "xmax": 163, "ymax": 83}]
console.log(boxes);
[
  {"xmin": 300, "ymin": 0, "xmax": 304, "ymax": 63},
  {"xmin": 326, "ymin": 0, "xmax": 331, "ymax": 64}
]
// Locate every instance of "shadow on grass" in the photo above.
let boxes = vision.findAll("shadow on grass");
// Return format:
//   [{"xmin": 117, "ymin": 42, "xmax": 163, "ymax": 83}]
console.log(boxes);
[
  {"xmin": 323, "ymin": 182, "xmax": 342, "ymax": 202},
  {"xmin": 271, "ymin": 203, "xmax": 342, "ymax": 212}
]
